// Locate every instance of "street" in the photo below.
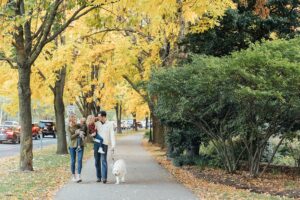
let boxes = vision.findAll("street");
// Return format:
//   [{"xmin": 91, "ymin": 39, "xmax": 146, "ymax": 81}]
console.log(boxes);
[{"xmin": 0, "ymin": 137, "xmax": 57, "ymax": 158}]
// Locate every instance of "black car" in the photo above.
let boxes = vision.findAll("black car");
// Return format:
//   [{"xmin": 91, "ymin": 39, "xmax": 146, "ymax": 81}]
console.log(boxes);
[{"xmin": 39, "ymin": 120, "xmax": 56, "ymax": 138}]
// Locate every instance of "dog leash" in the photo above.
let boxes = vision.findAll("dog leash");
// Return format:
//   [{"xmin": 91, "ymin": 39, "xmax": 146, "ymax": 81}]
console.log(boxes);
[{"xmin": 111, "ymin": 149, "xmax": 115, "ymax": 164}]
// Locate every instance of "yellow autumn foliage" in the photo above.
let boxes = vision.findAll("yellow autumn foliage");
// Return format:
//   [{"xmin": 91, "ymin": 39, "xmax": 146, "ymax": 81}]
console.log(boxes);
[{"xmin": 0, "ymin": 0, "xmax": 234, "ymax": 119}]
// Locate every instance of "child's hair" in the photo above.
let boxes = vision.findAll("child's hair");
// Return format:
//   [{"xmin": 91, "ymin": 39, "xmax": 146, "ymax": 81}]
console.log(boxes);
[{"xmin": 86, "ymin": 115, "xmax": 95, "ymax": 126}]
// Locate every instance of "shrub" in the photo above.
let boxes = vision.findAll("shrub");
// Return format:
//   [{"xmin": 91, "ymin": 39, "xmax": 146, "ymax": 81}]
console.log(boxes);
[
  {"xmin": 172, "ymin": 155, "xmax": 196, "ymax": 167},
  {"xmin": 144, "ymin": 130, "xmax": 151, "ymax": 139},
  {"xmin": 150, "ymin": 37, "xmax": 300, "ymax": 177},
  {"xmin": 273, "ymin": 155, "xmax": 295, "ymax": 166}
]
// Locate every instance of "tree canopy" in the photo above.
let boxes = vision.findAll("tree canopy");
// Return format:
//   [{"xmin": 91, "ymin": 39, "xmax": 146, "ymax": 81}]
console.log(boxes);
[{"xmin": 185, "ymin": 0, "xmax": 300, "ymax": 56}]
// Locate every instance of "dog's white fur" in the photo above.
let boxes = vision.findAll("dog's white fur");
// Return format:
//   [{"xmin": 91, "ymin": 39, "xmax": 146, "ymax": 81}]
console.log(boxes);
[{"xmin": 112, "ymin": 159, "xmax": 127, "ymax": 184}]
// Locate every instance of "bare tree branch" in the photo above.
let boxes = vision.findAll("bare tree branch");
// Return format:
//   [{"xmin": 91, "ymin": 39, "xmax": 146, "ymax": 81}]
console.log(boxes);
[
  {"xmin": 75, "ymin": 98, "xmax": 85, "ymax": 116},
  {"xmin": 122, "ymin": 75, "xmax": 150, "ymax": 104},
  {"xmin": 31, "ymin": 0, "xmax": 121, "ymax": 65},
  {"xmin": 30, "ymin": 0, "xmax": 63, "ymax": 65},
  {"xmin": 83, "ymin": 27, "xmax": 153, "ymax": 40},
  {"xmin": 32, "ymin": 11, "xmax": 49, "ymax": 40},
  {"xmin": 44, "ymin": 6, "xmax": 93, "ymax": 44},
  {"xmin": 36, "ymin": 68, "xmax": 55, "ymax": 93},
  {"xmin": 0, "ymin": 57, "xmax": 17, "ymax": 69}
]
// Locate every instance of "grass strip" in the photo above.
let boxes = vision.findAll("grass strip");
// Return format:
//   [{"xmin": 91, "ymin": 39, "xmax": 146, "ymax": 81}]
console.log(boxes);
[
  {"xmin": 0, "ymin": 144, "xmax": 93, "ymax": 200},
  {"xmin": 0, "ymin": 132, "xmax": 135, "ymax": 200}
]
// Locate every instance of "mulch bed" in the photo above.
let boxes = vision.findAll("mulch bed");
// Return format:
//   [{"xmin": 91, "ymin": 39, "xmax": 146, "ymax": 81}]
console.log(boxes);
[{"xmin": 186, "ymin": 166, "xmax": 300, "ymax": 199}]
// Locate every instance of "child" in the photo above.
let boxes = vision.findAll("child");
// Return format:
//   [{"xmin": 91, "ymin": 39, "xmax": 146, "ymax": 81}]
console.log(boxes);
[
  {"xmin": 75, "ymin": 129, "xmax": 85, "ymax": 152},
  {"xmin": 76, "ymin": 118, "xmax": 88, "ymax": 152},
  {"xmin": 87, "ymin": 115, "xmax": 105, "ymax": 154}
]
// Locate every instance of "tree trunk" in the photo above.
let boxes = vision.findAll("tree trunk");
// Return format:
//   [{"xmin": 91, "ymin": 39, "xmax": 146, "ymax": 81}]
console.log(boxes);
[
  {"xmin": 92, "ymin": 99, "xmax": 101, "ymax": 116},
  {"xmin": 149, "ymin": 115, "xmax": 153, "ymax": 143},
  {"xmin": 18, "ymin": 66, "xmax": 33, "ymax": 171},
  {"xmin": 297, "ymin": 159, "xmax": 300, "ymax": 170},
  {"xmin": 115, "ymin": 103, "xmax": 122, "ymax": 134},
  {"xmin": 132, "ymin": 112, "xmax": 138, "ymax": 131},
  {"xmin": 117, "ymin": 119, "xmax": 122, "ymax": 134},
  {"xmin": 176, "ymin": 0, "xmax": 187, "ymax": 59},
  {"xmin": 151, "ymin": 113, "xmax": 165, "ymax": 147},
  {"xmin": 186, "ymin": 143, "xmax": 200, "ymax": 157},
  {"xmin": 75, "ymin": 92, "xmax": 92, "ymax": 118},
  {"xmin": 54, "ymin": 67, "xmax": 68, "ymax": 154},
  {"xmin": 145, "ymin": 116, "xmax": 149, "ymax": 129},
  {"xmin": 12, "ymin": 0, "xmax": 98, "ymax": 171}
]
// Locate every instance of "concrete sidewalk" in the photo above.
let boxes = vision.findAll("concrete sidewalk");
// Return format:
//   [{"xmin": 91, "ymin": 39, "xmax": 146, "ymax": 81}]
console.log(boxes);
[{"xmin": 55, "ymin": 134, "xmax": 197, "ymax": 200}]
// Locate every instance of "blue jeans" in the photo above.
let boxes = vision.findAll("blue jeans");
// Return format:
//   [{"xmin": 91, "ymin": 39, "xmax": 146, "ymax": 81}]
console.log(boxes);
[
  {"xmin": 69, "ymin": 147, "xmax": 84, "ymax": 174},
  {"xmin": 94, "ymin": 133, "xmax": 103, "ymax": 146},
  {"xmin": 94, "ymin": 144, "xmax": 108, "ymax": 180}
]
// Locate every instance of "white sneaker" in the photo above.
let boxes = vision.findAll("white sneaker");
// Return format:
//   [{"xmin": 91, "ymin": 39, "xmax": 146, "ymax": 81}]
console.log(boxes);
[
  {"xmin": 77, "ymin": 174, "xmax": 82, "ymax": 183},
  {"xmin": 98, "ymin": 147, "xmax": 105, "ymax": 154},
  {"xmin": 72, "ymin": 175, "xmax": 77, "ymax": 182}
]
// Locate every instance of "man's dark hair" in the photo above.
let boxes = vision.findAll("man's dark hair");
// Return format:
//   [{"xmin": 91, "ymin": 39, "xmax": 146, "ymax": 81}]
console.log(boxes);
[{"xmin": 99, "ymin": 111, "xmax": 107, "ymax": 117}]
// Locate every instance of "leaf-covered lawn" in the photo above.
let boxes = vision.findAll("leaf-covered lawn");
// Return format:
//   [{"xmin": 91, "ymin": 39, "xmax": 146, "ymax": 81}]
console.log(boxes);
[
  {"xmin": 0, "ymin": 144, "xmax": 93, "ymax": 200},
  {"xmin": 187, "ymin": 166, "xmax": 300, "ymax": 198},
  {"xmin": 143, "ymin": 140, "xmax": 294, "ymax": 200}
]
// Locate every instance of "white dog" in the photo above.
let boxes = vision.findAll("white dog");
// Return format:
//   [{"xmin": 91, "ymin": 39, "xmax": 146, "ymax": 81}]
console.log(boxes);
[{"xmin": 112, "ymin": 159, "xmax": 127, "ymax": 184}]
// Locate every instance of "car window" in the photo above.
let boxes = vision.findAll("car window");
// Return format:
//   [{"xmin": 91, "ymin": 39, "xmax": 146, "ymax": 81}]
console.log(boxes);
[
  {"xmin": 39, "ymin": 122, "xmax": 54, "ymax": 127},
  {"xmin": 39, "ymin": 122, "xmax": 46, "ymax": 128}
]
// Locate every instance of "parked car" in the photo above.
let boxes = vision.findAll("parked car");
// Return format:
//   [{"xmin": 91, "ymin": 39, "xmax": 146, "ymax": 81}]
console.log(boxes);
[
  {"xmin": 39, "ymin": 120, "xmax": 56, "ymax": 138},
  {"xmin": 16, "ymin": 123, "xmax": 41, "ymax": 140},
  {"xmin": 0, "ymin": 125, "xmax": 20, "ymax": 144},
  {"xmin": 140, "ymin": 120, "xmax": 146, "ymax": 128},
  {"xmin": 121, "ymin": 121, "xmax": 130, "ymax": 130},
  {"xmin": 32, "ymin": 123, "xmax": 40, "ymax": 140},
  {"xmin": 127, "ymin": 120, "xmax": 134, "ymax": 129},
  {"xmin": 136, "ymin": 121, "xmax": 143, "ymax": 128}
]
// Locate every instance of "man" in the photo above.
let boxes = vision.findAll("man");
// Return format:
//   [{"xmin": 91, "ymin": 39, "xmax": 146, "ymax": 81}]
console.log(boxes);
[{"xmin": 93, "ymin": 111, "xmax": 116, "ymax": 183}]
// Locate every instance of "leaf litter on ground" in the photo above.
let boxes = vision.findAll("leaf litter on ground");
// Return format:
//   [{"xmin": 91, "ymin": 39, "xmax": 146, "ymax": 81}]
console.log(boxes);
[
  {"xmin": 142, "ymin": 139, "xmax": 297, "ymax": 200},
  {"xmin": 0, "ymin": 144, "xmax": 94, "ymax": 200}
]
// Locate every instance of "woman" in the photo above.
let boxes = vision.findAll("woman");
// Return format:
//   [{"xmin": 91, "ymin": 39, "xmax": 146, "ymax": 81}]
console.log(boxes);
[{"xmin": 68, "ymin": 115, "xmax": 85, "ymax": 183}]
